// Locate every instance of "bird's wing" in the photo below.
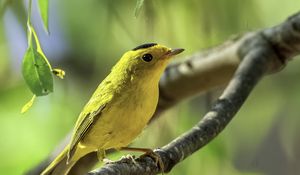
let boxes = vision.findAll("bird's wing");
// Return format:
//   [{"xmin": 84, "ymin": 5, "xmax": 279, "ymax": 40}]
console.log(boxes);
[{"xmin": 67, "ymin": 104, "xmax": 107, "ymax": 162}]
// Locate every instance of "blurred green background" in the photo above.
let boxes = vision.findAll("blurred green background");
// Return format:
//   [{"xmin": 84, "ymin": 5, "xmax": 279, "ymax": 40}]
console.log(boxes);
[{"xmin": 1, "ymin": 0, "xmax": 300, "ymax": 174}]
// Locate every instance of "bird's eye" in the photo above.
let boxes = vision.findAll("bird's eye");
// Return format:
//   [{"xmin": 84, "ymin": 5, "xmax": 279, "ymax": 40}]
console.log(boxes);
[{"xmin": 141, "ymin": 54, "xmax": 153, "ymax": 62}]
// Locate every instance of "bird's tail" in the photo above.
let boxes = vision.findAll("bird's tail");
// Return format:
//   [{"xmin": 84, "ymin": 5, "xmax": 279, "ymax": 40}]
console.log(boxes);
[{"xmin": 41, "ymin": 146, "xmax": 75, "ymax": 175}]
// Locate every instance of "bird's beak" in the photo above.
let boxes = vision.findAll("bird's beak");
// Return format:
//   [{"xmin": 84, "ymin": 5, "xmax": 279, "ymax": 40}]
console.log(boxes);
[{"xmin": 164, "ymin": 48, "xmax": 184, "ymax": 58}]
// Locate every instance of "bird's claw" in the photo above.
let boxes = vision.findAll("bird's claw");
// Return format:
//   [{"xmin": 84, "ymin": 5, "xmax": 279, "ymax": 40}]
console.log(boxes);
[
  {"xmin": 119, "ymin": 154, "xmax": 137, "ymax": 164},
  {"xmin": 139, "ymin": 150, "xmax": 164, "ymax": 173},
  {"xmin": 103, "ymin": 158, "xmax": 114, "ymax": 164}
]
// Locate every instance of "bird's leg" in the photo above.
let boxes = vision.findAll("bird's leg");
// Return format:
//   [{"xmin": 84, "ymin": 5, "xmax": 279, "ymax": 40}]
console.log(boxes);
[
  {"xmin": 97, "ymin": 149, "xmax": 106, "ymax": 161},
  {"xmin": 97, "ymin": 149, "xmax": 114, "ymax": 164},
  {"xmin": 120, "ymin": 147, "xmax": 164, "ymax": 172}
]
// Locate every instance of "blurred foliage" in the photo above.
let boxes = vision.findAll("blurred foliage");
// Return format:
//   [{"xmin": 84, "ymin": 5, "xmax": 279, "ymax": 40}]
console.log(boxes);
[{"xmin": 0, "ymin": 0, "xmax": 300, "ymax": 175}]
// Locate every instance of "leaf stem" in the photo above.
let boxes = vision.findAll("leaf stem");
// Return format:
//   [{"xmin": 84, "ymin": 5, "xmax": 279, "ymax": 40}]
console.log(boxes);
[
  {"xmin": 28, "ymin": 0, "xmax": 32, "ymax": 24},
  {"xmin": 27, "ymin": 0, "xmax": 33, "ymax": 46}
]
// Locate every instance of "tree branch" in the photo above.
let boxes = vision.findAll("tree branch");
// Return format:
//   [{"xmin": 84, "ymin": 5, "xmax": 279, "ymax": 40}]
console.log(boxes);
[
  {"xmin": 27, "ymin": 11, "xmax": 300, "ymax": 175},
  {"xmin": 86, "ymin": 11, "xmax": 300, "ymax": 175}
]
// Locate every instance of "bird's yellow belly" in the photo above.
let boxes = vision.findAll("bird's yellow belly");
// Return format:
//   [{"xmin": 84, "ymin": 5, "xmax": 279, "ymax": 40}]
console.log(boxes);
[{"xmin": 82, "ymin": 87, "xmax": 158, "ymax": 150}]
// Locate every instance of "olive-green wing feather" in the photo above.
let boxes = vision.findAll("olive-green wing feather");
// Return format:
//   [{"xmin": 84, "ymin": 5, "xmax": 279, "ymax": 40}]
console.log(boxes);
[{"xmin": 67, "ymin": 104, "xmax": 106, "ymax": 162}]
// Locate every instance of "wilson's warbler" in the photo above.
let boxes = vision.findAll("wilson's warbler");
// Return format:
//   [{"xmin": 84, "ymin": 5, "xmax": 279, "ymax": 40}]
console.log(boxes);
[{"xmin": 42, "ymin": 43, "xmax": 184, "ymax": 175}]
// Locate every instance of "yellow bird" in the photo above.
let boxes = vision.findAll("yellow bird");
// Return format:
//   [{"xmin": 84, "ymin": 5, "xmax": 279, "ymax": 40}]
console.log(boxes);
[{"xmin": 42, "ymin": 43, "xmax": 184, "ymax": 175}]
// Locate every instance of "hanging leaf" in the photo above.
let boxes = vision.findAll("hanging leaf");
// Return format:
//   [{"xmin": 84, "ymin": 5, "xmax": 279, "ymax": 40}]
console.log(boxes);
[
  {"xmin": 37, "ymin": 0, "xmax": 49, "ymax": 33},
  {"xmin": 22, "ymin": 46, "xmax": 53, "ymax": 96},
  {"xmin": 20, "ymin": 0, "xmax": 65, "ymax": 114},
  {"xmin": 21, "ymin": 95, "xmax": 36, "ymax": 114},
  {"xmin": 134, "ymin": 0, "xmax": 145, "ymax": 17}
]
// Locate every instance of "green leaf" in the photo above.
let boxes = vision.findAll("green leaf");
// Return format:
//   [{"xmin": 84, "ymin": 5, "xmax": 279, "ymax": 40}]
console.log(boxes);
[
  {"xmin": 37, "ymin": 0, "xmax": 49, "ymax": 33},
  {"xmin": 134, "ymin": 0, "xmax": 145, "ymax": 17},
  {"xmin": 21, "ymin": 95, "xmax": 36, "ymax": 114},
  {"xmin": 22, "ymin": 46, "xmax": 53, "ymax": 96}
]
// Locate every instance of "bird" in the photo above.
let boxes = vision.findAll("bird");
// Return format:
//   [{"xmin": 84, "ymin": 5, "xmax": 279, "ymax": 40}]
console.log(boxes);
[{"xmin": 41, "ymin": 43, "xmax": 184, "ymax": 175}]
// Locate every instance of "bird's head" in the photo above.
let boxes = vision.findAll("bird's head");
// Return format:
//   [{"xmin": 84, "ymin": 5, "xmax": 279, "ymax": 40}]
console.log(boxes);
[{"xmin": 114, "ymin": 43, "xmax": 184, "ymax": 81}]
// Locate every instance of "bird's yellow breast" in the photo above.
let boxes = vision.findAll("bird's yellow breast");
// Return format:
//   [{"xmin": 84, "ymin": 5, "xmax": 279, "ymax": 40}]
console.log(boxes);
[{"xmin": 81, "ymin": 79, "xmax": 159, "ymax": 150}]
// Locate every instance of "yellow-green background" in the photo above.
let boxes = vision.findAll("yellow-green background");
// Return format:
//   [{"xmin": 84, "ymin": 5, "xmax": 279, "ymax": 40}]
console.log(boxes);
[{"xmin": 1, "ymin": 0, "xmax": 300, "ymax": 174}]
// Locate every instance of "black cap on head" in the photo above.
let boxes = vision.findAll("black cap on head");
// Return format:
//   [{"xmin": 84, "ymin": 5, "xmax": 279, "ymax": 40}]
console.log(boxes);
[{"xmin": 132, "ymin": 43, "xmax": 157, "ymax": 51}]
